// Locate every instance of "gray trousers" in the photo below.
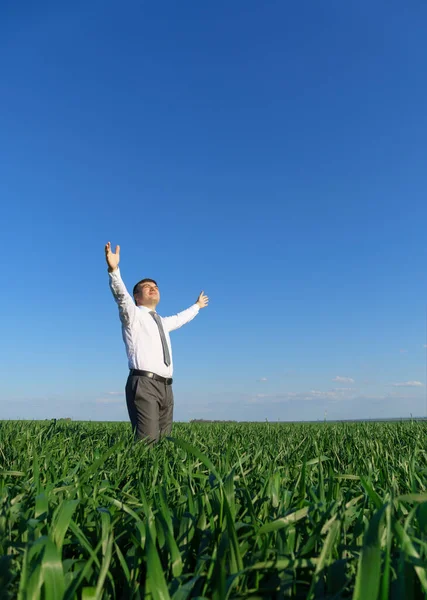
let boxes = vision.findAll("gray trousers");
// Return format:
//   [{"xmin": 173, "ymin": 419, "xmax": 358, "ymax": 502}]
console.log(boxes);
[{"xmin": 125, "ymin": 374, "xmax": 174, "ymax": 444}]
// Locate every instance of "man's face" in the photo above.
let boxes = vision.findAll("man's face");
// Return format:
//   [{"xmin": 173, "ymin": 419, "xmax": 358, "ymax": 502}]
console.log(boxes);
[{"xmin": 138, "ymin": 282, "xmax": 160, "ymax": 307}]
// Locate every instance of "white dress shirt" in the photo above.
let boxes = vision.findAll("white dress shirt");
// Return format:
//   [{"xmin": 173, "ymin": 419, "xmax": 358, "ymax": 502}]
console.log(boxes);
[{"xmin": 109, "ymin": 268, "xmax": 199, "ymax": 377}]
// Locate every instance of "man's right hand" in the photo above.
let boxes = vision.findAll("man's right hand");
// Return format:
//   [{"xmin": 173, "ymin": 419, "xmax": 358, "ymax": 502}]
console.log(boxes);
[{"xmin": 105, "ymin": 241, "xmax": 120, "ymax": 272}]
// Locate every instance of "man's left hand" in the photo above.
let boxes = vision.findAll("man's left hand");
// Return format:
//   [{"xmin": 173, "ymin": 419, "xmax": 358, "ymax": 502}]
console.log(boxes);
[{"xmin": 196, "ymin": 291, "xmax": 209, "ymax": 308}]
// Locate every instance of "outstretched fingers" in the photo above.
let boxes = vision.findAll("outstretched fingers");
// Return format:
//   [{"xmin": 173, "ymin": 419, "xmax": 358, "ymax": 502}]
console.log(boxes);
[
  {"xmin": 105, "ymin": 242, "xmax": 120, "ymax": 256},
  {"xmin": 197, "ymin": 291, "xmax": 209, "ymax": 307}
]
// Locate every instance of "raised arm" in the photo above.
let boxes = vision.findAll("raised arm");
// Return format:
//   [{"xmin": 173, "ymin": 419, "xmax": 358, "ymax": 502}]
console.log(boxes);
[
  {"xmin": 105, "ymin": 242, "xmax": 137, "ymax": 326},
  {"xmin": 163, "ymin": 291, "xmax": 209, "ymax": 332}
]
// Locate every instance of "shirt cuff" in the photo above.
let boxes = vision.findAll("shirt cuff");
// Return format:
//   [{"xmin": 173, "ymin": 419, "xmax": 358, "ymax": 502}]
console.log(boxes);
[{"xmin": 108, "ymin": 267, "xmax": 121, "ymax": 278}]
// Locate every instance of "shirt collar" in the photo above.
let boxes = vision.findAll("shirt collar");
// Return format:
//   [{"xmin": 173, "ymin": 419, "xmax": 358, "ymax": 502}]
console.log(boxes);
[{"xmin": 138, "ymin": 305, "xmax": 156, "ymax": 313}]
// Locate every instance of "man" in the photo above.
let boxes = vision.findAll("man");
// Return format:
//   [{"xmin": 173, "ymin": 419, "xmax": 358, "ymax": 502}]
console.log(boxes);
[{"xmin": 105, "ymin": 241, "xmax": 209, "ymax": 444}]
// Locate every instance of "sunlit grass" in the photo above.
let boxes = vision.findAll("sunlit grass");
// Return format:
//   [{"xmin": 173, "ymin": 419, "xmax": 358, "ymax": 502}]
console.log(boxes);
[{"xmin": 0, "ymin": 419, "xmax": 427, "ymax": 598}]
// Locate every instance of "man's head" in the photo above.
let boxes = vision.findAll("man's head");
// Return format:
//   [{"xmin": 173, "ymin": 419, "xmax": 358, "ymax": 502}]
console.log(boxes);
[{"xmin": 133, "ymin": 278, "xmax": 160, "ymax": 309}]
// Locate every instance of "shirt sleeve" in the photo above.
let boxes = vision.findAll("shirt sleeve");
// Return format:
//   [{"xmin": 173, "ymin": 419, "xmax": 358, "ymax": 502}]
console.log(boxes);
[
  {"xmin": 162, "ymin": 304, "xmax": 200, "ymax": 332},
  {"xmin": 108, "ymin": 268, "xmax": 137, "ymax": 327}
]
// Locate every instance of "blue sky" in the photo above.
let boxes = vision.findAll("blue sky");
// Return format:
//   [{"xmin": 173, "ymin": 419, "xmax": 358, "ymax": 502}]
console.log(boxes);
[{"xmin": 1, "ymin": 1, "xmax": 426, "ymax": 422}]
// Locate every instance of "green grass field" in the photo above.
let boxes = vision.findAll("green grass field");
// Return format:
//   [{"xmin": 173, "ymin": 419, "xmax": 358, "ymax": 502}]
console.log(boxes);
[{"xmin": 1, "ymin": 419, "xmax": 427, "ymax": 599}]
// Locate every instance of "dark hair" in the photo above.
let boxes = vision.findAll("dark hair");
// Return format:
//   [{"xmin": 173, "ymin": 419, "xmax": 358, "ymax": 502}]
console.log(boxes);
[{"xmin": 133, "ymin": 278, "xmax": 158, "ymax": 297}]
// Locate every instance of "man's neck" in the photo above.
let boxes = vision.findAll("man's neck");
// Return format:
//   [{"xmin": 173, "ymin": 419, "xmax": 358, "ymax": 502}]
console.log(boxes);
[{"xmin": 138, "ymin": 303, "xmax": 157, "ymax": 311}]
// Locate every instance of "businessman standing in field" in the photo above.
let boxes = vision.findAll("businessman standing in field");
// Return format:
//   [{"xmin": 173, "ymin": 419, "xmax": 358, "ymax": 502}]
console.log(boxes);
[{"xmin": 105, "ymin": 242, "xmax": 209, "ymax": 444}]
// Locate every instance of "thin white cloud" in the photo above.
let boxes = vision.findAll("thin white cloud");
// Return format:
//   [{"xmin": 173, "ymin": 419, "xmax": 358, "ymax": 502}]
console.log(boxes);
[
  {"xmin": 237, "ymin": 383, "xmax": 424, "ymax": 410},
  {"xmin": 245, "ymin": 378, "xmax": 425, "ymax": 407},
  {"xmin": 248, "ymin": 392, "xmax": 298, "ymax": 404},
  {"xmin": 255, "ymin": 392, "xmax": 297, "ymax": 400},
  {"xmin": 332, "ymin": 376, "xmax": 355, "ymax": 384},
  {"xmin": 250, "ymin": 388, "xmax": 354, "ymax": 405},
  {"xmin": 424, "ymin": 345, "xmax": 427, "ymax": 349},
  {"xmin": 107, "ymin": 391, "xmax": 123, "ymax": 396},
  {"xmin": 356, "ymin": 393, "xmax": 389, "ymax": 400},
  {"xmin": 95, "ymin": 397, "xmax": 124, "ymax": 404},
  {"xmin": 259, "ymin": 377, "xmax": 268, "ymax": 382},
  {"xmin": 310, "ymin": 390, "xmax": 339, "ymax": 398}
]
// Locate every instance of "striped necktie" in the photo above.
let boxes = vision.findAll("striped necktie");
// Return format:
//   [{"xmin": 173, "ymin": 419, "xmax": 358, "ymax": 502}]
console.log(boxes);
[{"xmin": 150, "ymin": 311, "xmax": 171, "ymax": 367}]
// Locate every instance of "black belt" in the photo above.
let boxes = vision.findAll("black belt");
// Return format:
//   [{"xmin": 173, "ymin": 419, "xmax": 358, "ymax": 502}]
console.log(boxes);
[{"xmin": 129, "ymin": 369, "xmax": 173, "ymax": 385}]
